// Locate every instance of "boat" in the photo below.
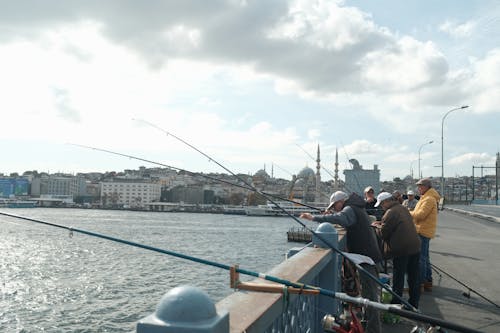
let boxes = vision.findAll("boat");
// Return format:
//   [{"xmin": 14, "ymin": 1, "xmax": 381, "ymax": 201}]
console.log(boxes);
[
  {"xmin": 245, "ymin": 201, "xmax": 324, "ymax": 217},
  {"xmin": 0, "ymin": 199, "xmax": 38, "ymax": 208},
  {"xmin": 222, "ymin": 205, "xmax": 246, "ymax": 215}
]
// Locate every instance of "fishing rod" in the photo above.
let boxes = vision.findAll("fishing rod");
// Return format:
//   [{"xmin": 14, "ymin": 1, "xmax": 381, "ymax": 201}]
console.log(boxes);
[
  {"xmin": 132, "ymin": 119, "xmax": 417, "ymax": 312},
  {"xmin": 0, "ymin": 211, "xmax": 483, "ymax": 333},
  {"xmin": 432, "ymin": 263, "xmax": 500, "ymax": 309},
  {"xmin": 70, "ymin": 143, "xmax": 322, "ymax": 212}
]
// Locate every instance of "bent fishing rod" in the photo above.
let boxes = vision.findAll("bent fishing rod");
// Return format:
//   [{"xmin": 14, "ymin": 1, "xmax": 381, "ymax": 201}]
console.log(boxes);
[
  {"xmin": 131, "ymin": 119, "xmax": 416, "ymax": 312},
  {"xmin": 70, "ymin": 143, "xmax": 321, "ymax": 213},
  {"xmin": 75, "ymin": 140, "xmax": 411, "ymax": 311},
  {"xmin": 0, "ymin": 211, "xmax": 482, "ymax": 333}
]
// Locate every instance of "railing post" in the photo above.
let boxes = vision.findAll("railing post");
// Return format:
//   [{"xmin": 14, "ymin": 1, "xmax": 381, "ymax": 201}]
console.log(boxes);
[
  {"xmin": 312, "ymin": 223, "xmax": 340, "ymax": 331},
  {"xmin": 137, "ymin": 285, "xmax": 229, "ymax": 333}
]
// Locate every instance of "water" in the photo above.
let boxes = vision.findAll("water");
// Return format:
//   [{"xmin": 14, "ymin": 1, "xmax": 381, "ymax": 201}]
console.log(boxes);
[{"xmin": 0, "ymin": 208, "xmax": 315, "ymax": 332}]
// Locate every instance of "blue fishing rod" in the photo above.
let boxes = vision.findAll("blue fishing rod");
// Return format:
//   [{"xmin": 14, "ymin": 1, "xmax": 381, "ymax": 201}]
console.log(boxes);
[
  {"xmin": 132, "ymin": 119, "xmax": 417, "ymax": 312},
  {"xmin": 0, "ymin": 211, "xmax": 483, "ymax": 333}
]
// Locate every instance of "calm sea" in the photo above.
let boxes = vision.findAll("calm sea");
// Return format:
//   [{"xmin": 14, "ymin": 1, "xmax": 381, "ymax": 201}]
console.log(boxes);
[{"xmin": 0, "ymin": 208, "xmax": 316, "ymax": 332}]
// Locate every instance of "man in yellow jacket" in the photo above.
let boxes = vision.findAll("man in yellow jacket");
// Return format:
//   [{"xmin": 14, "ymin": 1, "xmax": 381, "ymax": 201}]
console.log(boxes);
[{"xmin": 410, "ymin": 177, "xmax": 441, "ymax": 292}]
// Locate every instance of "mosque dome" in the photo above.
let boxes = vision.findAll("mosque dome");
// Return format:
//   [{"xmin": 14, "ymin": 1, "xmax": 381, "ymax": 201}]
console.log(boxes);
[
  {"xmin": 254, "ymin": 169, "xmax": 270, "ymax": 179},
  {"xmin": 297, "ymin": 166, "xmax": 315, "ymax": 180}
]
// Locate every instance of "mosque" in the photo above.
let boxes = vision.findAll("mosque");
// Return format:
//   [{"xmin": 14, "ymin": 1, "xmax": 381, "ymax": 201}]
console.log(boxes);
[{"xmin": 252, "ymin": 145, "xmax": 381, "ymax": 205}]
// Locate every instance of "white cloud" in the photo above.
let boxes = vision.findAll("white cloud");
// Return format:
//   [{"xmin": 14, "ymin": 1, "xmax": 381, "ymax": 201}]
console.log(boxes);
[
  {"xmin": 449, "ymin": 153, "xmax": 494, "ymax": 165},
  {"xmin": 361, "ymin": 37, "xmax": 447, "ymax": 92},
  {"xmin": 439, "ymin": 20, "xmax": 476, "ymax": 38}
]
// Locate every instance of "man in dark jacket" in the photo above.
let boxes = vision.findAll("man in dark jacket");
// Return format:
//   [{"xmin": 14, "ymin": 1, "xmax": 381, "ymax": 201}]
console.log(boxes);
[
  {"xmin": 373, "ymin": 192, "xmax": 421, "ymax": 309},
  {"xmin": 300, "ymin": 191, "xmax": 382, "ymax": 333}
]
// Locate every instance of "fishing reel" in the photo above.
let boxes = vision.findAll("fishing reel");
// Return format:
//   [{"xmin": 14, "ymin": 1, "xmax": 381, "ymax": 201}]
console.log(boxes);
[{"xmin": 322, "ymin": 308, "xmax": 364, "ymax": 333}]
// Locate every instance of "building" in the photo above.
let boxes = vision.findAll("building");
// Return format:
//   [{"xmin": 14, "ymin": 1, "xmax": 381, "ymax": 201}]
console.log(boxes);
[
  {"xmin": 343, "ymin": 159, "xmax": 380, "ymax": 195},
  {"xmin": 100, "ymin": 180, "xmax": 161, "ymax": 208},
  {"xmin": 0, "ymin": 177, "xmax": 29, "ymax": 197}
]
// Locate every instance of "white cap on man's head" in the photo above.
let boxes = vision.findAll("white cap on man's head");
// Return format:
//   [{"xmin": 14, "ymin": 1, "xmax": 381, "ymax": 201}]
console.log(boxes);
[
  {"xmin": 326, "ymin": 191, "xmax": 348, "ymax": 210},
  {"xmin": 374, "ymin": 192, "xmax": 392, "ymax": 207},
  {"xmin": 364, "ymin": 186, "xmax": 374, "ymax": 193},
  {"xmin": 407, "ymin": 190, "xmax": 415, "ymax": 196}
]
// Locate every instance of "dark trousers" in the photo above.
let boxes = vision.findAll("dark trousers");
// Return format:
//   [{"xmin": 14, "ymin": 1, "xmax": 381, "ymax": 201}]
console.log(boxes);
[{"xmin": 392, "ymin": 252, "xmax": 421, "ymax": 309}]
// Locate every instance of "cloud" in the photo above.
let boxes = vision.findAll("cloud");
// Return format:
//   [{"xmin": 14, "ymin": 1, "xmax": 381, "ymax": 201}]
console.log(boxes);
[
  {"xmin": 439, "ymin": 20, "xmax": 476, "ymax": 38},
  {"xmin": 449, "ymin": 152, "xmax": 495, "ymax": 165},
  {"xmin": 0, "ymin": 0, "xmax": 451, "ymax": 98}
]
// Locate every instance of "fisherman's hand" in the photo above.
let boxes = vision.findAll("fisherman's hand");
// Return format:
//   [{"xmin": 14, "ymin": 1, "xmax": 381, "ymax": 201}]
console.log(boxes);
[{"xmin": 299, "ymin": 213, "xmax": 313, "ymax": 220}]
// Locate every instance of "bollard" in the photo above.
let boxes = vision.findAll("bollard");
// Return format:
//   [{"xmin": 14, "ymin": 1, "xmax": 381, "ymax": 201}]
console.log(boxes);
[
  {"xmin": 137, "ymin": 285, "xmax": 229, "ymax": 333},
  {"xmin": 313, "ymin": 223, "xmax": 341, "ymax": 326}
]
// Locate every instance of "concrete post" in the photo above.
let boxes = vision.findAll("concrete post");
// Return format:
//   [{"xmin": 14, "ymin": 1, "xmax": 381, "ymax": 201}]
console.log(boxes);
[
  {"xmin": 137, "ymin": 286, "xmax": 229, "ymax": 333},
  {"xmin": 312, "ymin": 223, "xmax": 340, "ymax": 326}
]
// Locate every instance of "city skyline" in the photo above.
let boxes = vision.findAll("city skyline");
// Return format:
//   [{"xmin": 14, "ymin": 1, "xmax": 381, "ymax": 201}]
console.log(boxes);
[{"xmin": 1, "ymin": 1, "xmax": 499, "ymax": 181}]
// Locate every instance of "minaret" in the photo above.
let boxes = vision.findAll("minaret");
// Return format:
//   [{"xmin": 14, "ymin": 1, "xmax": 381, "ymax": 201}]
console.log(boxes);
[
  {"xmin": 334, "ymin": 147, "xmax": 339, "ymax": 190},
  {"xmin": 316, "ymin": 144, "xmax": 321, "ymax": 203}
]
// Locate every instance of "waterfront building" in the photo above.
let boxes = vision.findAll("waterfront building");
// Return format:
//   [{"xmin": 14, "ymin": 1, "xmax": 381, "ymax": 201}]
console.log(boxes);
[
  {"xmin": 0, "ymin": 177, "xmax": 30, "ymax": 197},
  {"xmin": 343, "ymin": 159, "xmax": 381, "ymax": 195},
  {"xmin": 100, "ymin": 180, "xmax": 161, "ymax": 208}
]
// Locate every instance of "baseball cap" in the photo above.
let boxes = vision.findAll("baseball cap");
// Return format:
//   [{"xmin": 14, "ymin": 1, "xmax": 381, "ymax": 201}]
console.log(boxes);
[
  {"xmin": 326, "ymin": 191, "xmax": 348, "ymax": 211},
  {"xmin": 374, "ymin": 192, "xmax": 392, "ymax": 207}
]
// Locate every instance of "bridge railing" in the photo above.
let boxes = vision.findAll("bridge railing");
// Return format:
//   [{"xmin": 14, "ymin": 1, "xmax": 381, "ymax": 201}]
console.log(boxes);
[{"xmin": 137, "ymin": 223, "xmax": 343, "ymax": 333}]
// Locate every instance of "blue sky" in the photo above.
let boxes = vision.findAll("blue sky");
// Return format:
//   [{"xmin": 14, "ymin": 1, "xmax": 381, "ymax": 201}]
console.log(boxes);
[{"xmin": 0, "ymin": 0, "xmax": 499, "ymax": 181}]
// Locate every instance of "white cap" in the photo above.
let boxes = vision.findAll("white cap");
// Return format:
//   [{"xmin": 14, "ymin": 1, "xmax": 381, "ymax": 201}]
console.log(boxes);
[
  {"xmin": 326, "ymin": 191, "xmax": 348, "ymax": 210},
  {"xmin": 407, "ymin": 190, "xmax": 415, "ymax": 196},
  {"xmin": 374, "ymin": 192, "xmax": 392, "ymax": 207}
]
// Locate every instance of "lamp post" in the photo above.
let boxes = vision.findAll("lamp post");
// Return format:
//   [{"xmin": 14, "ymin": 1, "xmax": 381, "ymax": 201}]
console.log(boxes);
[
  {"xmin": 441, "ymin": 105, "xmax": 469, "ymax": 197},
  {"xmin": 418, "ymin": 140, "xmax": 434, "ymax": 179}
]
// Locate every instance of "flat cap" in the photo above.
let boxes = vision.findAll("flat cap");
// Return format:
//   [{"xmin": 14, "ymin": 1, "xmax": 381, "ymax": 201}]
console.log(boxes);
[{"xmin": 416, "ymin": 177, "xmax": 432, "ymax": 187}]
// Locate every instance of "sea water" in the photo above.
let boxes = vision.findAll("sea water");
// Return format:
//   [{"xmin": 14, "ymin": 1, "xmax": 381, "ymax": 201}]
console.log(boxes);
[{"xmin": 0, "ymin": 208, "xmax": 316, "ymax": 332}]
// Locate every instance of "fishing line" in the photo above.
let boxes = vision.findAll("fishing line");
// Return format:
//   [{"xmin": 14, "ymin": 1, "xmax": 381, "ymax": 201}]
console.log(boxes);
[
  {"xmin": 132, "ymin": 119, "xmax": 417, "ymax": 312},
  {"xmin": 0, "ymin": 211, "xmax": 483, "ymax": 333},
  {"xmin": 69, "ymin": 143, "xmax": 321, "ymax": 212},
  {"xmin": 431, "ymin": 263, "xmax": 500, "ymax": 309}
]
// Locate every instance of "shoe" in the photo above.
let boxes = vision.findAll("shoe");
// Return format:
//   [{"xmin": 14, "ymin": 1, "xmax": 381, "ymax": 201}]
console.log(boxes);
[{"xmin": 424, "ymin": 281, "xmax": 433, "ymax": 292}]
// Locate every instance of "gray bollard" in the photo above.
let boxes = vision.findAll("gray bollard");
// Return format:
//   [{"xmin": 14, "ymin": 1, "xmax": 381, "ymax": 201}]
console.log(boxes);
[
  {"xmin": 137, "ymin": 285, "xmax": 229, "ymax": 333},
  {"xmin": 312, "ymin": 222, "xmax": 337, "ymax": 249},
  {"xmin": 312, "ymin": 223, "xmax": 341, "ymax": 324}
]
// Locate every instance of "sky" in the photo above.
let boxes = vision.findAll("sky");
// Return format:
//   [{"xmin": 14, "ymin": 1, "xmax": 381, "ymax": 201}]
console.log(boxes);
[{"xmin": 1, "ymin": 0, "xmax": 499, "ymax": 182}]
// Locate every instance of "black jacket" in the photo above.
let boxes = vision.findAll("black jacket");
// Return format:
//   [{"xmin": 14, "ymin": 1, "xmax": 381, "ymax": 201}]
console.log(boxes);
[{"xmin": 314, "ymin": 193, "xmax": 382, "ymax": 263}]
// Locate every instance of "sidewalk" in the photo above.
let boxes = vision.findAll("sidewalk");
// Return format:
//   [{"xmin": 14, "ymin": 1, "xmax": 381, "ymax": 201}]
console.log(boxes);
[
  {"xmin": 380, "ymin": 207, "xmax": 500, "ymax": 332},
  {"xmin": 445, "ymin": 205, "xmax": 500, "ymax": 224}
]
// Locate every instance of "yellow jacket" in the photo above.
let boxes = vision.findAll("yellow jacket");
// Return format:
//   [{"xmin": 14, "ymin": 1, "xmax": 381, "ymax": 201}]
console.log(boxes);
[{"xmin": 410, "ymin": 187, "xmax": 441, "ymax": 238}]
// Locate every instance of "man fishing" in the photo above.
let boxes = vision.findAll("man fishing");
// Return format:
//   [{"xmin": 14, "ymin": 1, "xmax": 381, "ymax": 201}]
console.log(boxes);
[
  {"xmin": 300, "ymin": 191, "xmax": 382, "ymax": 333},
  {"xmin": 410, "ymin": 177, "xmax": 441, "ymax": 292}
]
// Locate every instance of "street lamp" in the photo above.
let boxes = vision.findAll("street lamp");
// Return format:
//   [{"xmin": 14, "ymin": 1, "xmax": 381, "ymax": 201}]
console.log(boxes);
[
  {"xmin": 418, "ymin": 140, "xmax": 434, "ymax": 179},
  {"xmin": 441, "ymin": 105, "xmax": 469, "ymax": 197}
]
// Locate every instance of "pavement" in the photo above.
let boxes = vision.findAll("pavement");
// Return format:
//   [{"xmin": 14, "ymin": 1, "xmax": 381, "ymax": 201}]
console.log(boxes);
[{"xmin": 379, "ymin": 205, "xmax": 500, "ymax": 333}]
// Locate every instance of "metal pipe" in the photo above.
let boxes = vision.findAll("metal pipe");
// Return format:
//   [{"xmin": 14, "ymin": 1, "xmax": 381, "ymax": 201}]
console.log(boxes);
[
  {"xmin": 441, "ymin": 106, "xmax": 469, "ymax": 197},
  {"xmin": 418, "ymin": 140, "xmax": 433, "ymax": 179}
]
